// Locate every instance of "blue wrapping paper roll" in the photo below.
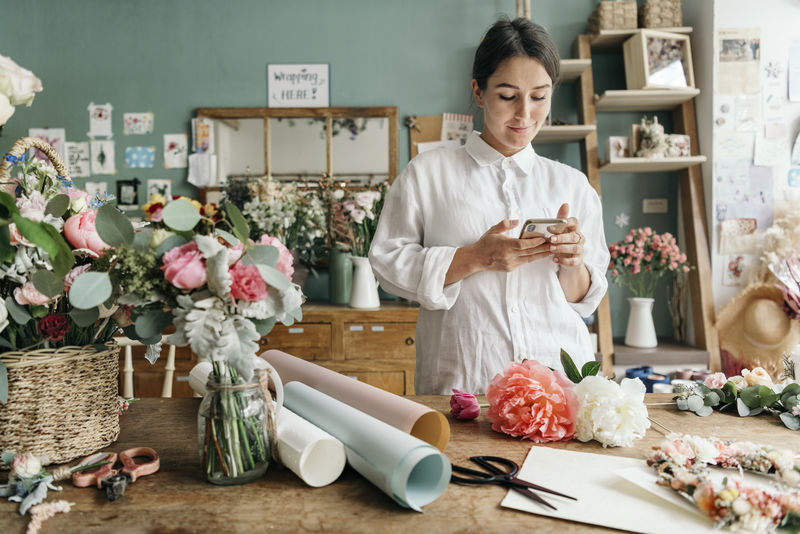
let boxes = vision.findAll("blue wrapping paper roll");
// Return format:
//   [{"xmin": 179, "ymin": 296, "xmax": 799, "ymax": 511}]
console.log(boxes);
[{"xmin": 283, "ymin": 381, "xmax": 451, "ymax": 511}]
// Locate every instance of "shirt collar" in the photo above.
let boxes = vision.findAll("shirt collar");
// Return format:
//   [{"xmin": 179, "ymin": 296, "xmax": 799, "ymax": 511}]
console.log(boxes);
[{"xmin": 464, "ymin": 130, "xmax": 536, "ymax": 172}]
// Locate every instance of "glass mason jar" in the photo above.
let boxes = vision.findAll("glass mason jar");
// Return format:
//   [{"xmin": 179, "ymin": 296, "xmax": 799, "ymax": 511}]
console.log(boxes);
[{"xmin": 197, "ymin": 375, "xmax": 275, "ymax": 485}]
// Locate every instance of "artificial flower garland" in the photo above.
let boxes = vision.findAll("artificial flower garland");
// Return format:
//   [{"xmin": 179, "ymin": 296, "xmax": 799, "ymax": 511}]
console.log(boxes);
[{"xmin": 647, "ymin": 434, "xmax": 800, "ymax": 531}]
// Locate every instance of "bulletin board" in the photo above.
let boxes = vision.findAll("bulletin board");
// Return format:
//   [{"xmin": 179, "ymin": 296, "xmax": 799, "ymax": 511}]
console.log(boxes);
[{"xmin": 408, "ymin": 115, "xmax": 444, "ymax": 159}]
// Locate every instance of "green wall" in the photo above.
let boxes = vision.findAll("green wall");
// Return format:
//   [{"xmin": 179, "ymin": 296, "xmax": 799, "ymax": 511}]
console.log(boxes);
[{"xmin": 0, "ymin": 0, "xmax": 683, "ymax": 337}]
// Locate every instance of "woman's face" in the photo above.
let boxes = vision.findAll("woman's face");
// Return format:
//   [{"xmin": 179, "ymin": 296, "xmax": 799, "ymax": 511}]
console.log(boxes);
[{"xmin": 471, "ymin": 55, "xmax": 553, "ymax": 157}]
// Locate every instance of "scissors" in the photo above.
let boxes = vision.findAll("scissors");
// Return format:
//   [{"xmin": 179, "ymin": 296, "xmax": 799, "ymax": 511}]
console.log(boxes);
[
  {"xmin": 450, "ymin": 455, "xmax": 576, "ymax": 510},
  {"xmin": 72, "ymin": 447, "xmax": 160, "ymax": 501}
]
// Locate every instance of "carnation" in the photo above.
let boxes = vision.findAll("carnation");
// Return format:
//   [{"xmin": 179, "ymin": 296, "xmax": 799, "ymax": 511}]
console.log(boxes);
[{"xmin": 573, "ymin": 376, "xmax": 650, "ymax": 448}]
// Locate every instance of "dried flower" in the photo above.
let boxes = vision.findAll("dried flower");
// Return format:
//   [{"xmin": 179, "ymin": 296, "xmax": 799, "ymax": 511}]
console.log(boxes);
[
  {"xmin": 37, "ymin": 314, "xmax": 70, "ymax": 342},
  {"xmin": 450, "ymin": 389, "xmax": 481, "ymax": 420},
  {"xmin": 11, "ymin": 453, "xmax": 42, "ymax": 479}
]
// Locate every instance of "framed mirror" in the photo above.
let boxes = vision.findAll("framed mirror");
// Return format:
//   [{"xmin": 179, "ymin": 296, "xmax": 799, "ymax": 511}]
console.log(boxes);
[{"xmin": 194, "ymin": 106, "xmax": 398, "ymax": 189}]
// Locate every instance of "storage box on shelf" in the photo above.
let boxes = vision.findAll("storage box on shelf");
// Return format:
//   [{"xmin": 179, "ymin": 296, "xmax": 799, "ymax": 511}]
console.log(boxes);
[
  {"xmin": 639, "ymin": 0, "xmax": 683, "ymax": 29},
  {"xmin": 623, "ymin": 29, "xmax": 694, "ymax": 90},
  {"xmin": 587, "ymin": 0, "xmax": 637, "ymax": 34}
]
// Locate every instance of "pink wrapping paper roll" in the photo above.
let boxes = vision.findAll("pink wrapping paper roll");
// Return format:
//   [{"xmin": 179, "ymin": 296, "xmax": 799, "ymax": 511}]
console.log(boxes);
[{"xmin": 261, "ymin": 349, "xmax": 450, "ymax": 451}]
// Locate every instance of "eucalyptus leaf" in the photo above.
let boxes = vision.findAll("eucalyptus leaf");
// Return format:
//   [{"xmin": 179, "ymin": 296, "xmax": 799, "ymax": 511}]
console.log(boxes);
[
  {"xmin": 214, "ymin": 228, "xmax": 240, "ymax": 246},
  {"xmin": 30, "ymin": 305, "xmax": 48, "ymax": 319},
  {"xmin": 687, "ymin": 395, "xmax": 704, "ymax": 412},
  {"xmin": 736, "ymin": 398, "xmax": 750, "ymax": 417},
  {"xmin": 43, "ymin": 223, "xmax": 75, "ymax": 277},
  {"xmin": 722, "ymin": 381, "xmax": 738, "ymax": 402},
  {"xmin": 32, "ymin": 270, "xmax": 63, "ymax": 298},
  {"xmin": 695, "ymin": 383, "xmax": 712, "ymax": 396},
  {"xmin": 676, "ymin": 398, "xmax": 689, "ymax": 411},
  {"xmin": 695, "ymin": 405, "xmax": 713, "ymax": 417},
  {"xmin": 250, "ymin": 317, "xmax": 276, "ymax": 337},
  {"xmin": 69, "ymin": 307, "xmax": 100, "ymax": 327},
  {"xmin": 68, "ymin": 272, "xmax": 112, "ymax": 310},
  {"xmin": 559, "ymin": 349, "xmax": 582, "ymax": 384},
  {"xmin": 0, "ymin": 337, "xmax": 12, "ymax": 349},
  {"xmin": 0, "ymin": 361, "xmax": 7, "ymax": 404},
  {"xmin": 749, "ymin": 406, "xmax": 763, "ymax": 416},
  {"xmin": 224, "ymin": 202, "xmax": 250, "ymax": 244},
  {"xmin": 133, "ymin": 228, "xmax": 153, "ymax": 251},
  {"xmin": 782, "ymin": 394, "xmax": 799, "ymax": 412},
  {"xmin": 122, "ymin": 324, "xmax": 161, "ymax": 345},
  {"xmin": 580, "ymin": 361, "xmax": 602, "ymax": 378},
  {"xmin": 704, "ymin": 391, "xmax": 721, "ymax": 407},
  {"xmin": 12, "ymin": 215, "xmax": 59, "ymax": 259},
  {"xmin": 5, "ymin": 297, "xmax": 31, "ymax": 324},
  {"xmin": 782, "ymin": 383, "xmax": 800, "ymax": 399},
  {"xmin": 740, "ymin": 385, "xmax": 776, "ymax": 408},
  {"xmin": 155, "ymin": 234, "xmax": 189, "ymax": 257},
  {"xmin": 96, "ymin": 203, "xmax": 134, "ymax": 246},
  {"xmin": 134, "ymin": 309, "xmax": 173, "ymax": 340},
  {"xmin": 779, "ymin": 412, "xmax": 800, "ymax": 430},
  {"xmin": 44, "ymin": 194, "xmax": 70, "ymax": 217},
  {"xmin": 162, "ymin": 199, "xmax": 201, "ymax": 232},
  {"xmin": 0, "ymin": 225, "xmax": 14, "ymax": 263},
  {"xmin": 242, "ymin": 245, "xmax": 279, "ymax": 267},
  {"xmin": 256, "ymin": 264, "xmax": 290, "ymax": 292},
  {"xmin": 0, "ymin": 192, "xmax": 19, "ymax": 216}
]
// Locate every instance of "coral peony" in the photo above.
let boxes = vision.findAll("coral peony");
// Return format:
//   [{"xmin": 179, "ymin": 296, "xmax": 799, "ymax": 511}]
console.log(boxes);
[
  {"xmin": 258, "ymin": 234, "xmax": 294, "ymax": 280},
  {"xmin": 486, "ymin": 360, "xmax": 578, "ymax": 442},
  {"xmin": 450, "ymin": 389, "xmax": 481, "ymax": 420},
  {"xmin": 229, "ymin": 262, "xmax": 269, "ymax": 302},
  {"xmin": 63, "ymin": 210, "xmax": 110, "ymax": 254},
  {"xmin": 161, "ymin": 242, "xmax": 207, "ymax": 289}
]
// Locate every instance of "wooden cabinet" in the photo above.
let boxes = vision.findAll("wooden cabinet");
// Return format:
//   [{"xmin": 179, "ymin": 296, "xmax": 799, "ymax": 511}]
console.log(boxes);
[{"xmin": 122, "ymin": 302, "xmax": 420, "ymax": 398}]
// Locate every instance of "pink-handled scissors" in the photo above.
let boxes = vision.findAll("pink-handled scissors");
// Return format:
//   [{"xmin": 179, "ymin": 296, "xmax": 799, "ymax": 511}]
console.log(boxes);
[{"xmin": 72, "ymin": 447, "xmax": 160, "ymax": 500}]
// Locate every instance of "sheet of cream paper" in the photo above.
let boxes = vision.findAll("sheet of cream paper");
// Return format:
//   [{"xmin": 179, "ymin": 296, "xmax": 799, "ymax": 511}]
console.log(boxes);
[
  {"xmin": 64, "ymin": 141, "xmax": 90, "ymax": 177},
  {"xmin": 500, "ymin": 447, "xmax": 719, "ymax": 534},
  {"xmin": 28, "ymin": 128, "xmax": 66, "ymax": 161},
  {"xmin": 283, "ymin": 381, "xmax": 451, "ymax": 511},
  {"xmin": 716, "ymin": 132, "xmax": 754, "ymax": 161},
  {"xmin": 87, "ymin": 102, "xmax": 113, "ymax": 138},
  {"xmin": 261, "ymin": 349, "xmax": 450, "ymax": 451},
  {"xmin": 89, "ymin": 140, "xmax": 115, "ymax": 175},
  {"xmin": 717, "ymin": 28, "xmax": 761, "ymax": 95},
  {"xmin": 416, "ymin": 140, "xmax": 460, "ymax": 155},
  {"xmin": 163, "ymin": 133, "xmax": 188, "ymax": 169},
  {"xmin": 187, "ymin": 153, "xmax": 217, "ymax": 187},
  {"xmin": 187, "ymin": 360, "xmax": 346, "ymax": 488}
]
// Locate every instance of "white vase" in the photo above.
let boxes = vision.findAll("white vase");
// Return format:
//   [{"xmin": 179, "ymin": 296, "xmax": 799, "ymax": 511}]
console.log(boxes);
[
  {"xmin": 349, "ymin": 256, "xmax": 380, "ymax": 309},
  {"xmin": 624, "ymin": 297, "xmax": 657, "ymax": 348}
]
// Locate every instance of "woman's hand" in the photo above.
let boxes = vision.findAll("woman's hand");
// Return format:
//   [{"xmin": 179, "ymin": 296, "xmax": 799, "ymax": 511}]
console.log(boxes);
[
  {"xmin": 444, "ymin": 219, "xmax": 550, "ymax": 285},
  {"xmin": 551, "ymin": 203, "xmax": 591, "ymax": 302}
]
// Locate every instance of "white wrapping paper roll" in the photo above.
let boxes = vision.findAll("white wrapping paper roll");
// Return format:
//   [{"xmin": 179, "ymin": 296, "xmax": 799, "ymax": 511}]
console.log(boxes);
[{"xmin": 189, "ymin": 361, "xmax": 346, "ymax": 487}]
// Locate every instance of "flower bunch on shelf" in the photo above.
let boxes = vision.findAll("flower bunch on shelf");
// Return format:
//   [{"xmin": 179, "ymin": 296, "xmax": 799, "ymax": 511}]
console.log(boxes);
[
  {"xmin": 607, "ymin": 227, "xmax": 692, "ymax": 298},
  {"xmin": 321, "ymin": 175, "xmax": 388, "ymax": 258},
  {"xmin": 0, "ymin": 55, "xmax": 42, "ymax": 127},
  {"xmin": 674, "ymin": 360, "xmax": 800, "ymax": 431}
]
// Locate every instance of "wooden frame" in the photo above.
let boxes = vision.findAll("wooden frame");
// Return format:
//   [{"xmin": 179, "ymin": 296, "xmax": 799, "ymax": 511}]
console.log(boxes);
[
  {"xmin": 195, "ymin": 106, "xmax": 399, "ymax": 183},
  {"xmin": 623, "ymin": 29, "xmax": 694, "ymax": 90}
]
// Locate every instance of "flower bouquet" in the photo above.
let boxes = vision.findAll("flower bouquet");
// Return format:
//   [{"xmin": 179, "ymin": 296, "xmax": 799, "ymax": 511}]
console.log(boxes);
[
  {"xmin": 325, "ymin": 181, "xmax": 387, "ymax": 258},
  {"xmin": 119, "ymin": 195, "xmax": 304, "ymax": 484}
]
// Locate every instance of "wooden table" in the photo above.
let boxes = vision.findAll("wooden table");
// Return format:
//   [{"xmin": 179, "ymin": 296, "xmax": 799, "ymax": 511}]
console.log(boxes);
[{"xmin": 1, "ymin": 394, "xmax": 797, "ymax": 533}]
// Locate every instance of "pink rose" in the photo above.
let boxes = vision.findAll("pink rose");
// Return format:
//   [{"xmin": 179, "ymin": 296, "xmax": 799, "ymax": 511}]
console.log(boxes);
[
  {"xmin": 702, "ymin": 372, "xmax": 727, "ymax": 390},
  {"xmin": 258, "ymin": 235, "xmax": 294, "ymax": 280},
  {"xmin": 229, "ymin": 262, "xmax": 269, "ymax": 302},
  {"xmin": 14, "ymin": 281, "xmax": 53, "ymax": 306},
  {"xmin": 450, "ymin": 389, "xmax": 481, "ymax": 420},
  {"xmin": 64, "ymin": 210, "xmax": 110, "ymax": 254},
  {"xmin": 486, "ymin": 360, "xmax": 578, "ymax": 443},
  {"xmin": 161, "ymin": 242, "xmax": 207, "ymax": 289}
]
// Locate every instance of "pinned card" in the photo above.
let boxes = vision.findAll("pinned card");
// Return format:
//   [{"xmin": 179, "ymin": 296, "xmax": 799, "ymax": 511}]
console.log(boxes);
[
  {"xmin": 125, "ymin": 146, "xmax": 156, "ymax": 168},
  {"xmin": 146, "ymin": 179, "xmax": 171, "ymax": 200},
  {"xmin": 163, "ymin": 134, "xmax": 188, "ymax": 168},
  {"xmin": 87, "ymin": 102, "xmax": 113, "ymax": 138},
  {"xmin": 191, "ymin": 117, "xmax": 214, "ymax": 153},
  {"xmin": 65, "ymin": 141, "xmax": 90, "ymax": 177},
  {"xmin": 718, "ymin": 218, "xmax": 758, "ymax": 254},
  {"xmin": 123, "ymin": 112, "xmax": 154, "ymax": 135},
  {"xmin": 764, "ymin": 121, "xmax": 787, "ymax": 140},
  {"xmin": 90, "ymin": 140, "xmax": 115, "ymax": 175},
  {"xmin": 28, "ymin": 128, "xmax": 66, "ymax": 162},
  {"xmin": 187, "ymin": 153, "xmax": 217, "ymax": 187}
]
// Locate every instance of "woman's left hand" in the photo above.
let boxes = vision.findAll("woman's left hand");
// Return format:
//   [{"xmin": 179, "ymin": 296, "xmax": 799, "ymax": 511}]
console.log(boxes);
[{"xmin": 549, "ymin": 203, "xmax": 585, "ymax": 269}]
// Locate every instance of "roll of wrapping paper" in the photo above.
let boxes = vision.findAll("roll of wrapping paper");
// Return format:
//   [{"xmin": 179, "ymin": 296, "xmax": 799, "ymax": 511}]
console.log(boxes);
[
  {"xmin": 261, "ymin": 349, "xmax": 450, "ymax": 451},
  {"xmin": 189, "ymin": 361, "xmax": 347, "ymax": 487},
  {"xmin": 284, "ymin": 381, "xmax": 451, "ymax": 511}
]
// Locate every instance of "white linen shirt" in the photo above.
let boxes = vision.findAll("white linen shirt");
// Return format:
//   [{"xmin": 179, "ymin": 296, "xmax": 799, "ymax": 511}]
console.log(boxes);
[{"xmin": 369, "ymin": 131, "xmax": 609, "ymax": 394}]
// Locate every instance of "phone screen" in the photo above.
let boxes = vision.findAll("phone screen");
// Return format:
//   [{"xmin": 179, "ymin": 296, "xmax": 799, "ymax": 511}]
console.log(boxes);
[{"xmin": 518, "ymin": 218, "xmax": 568, "ymax": 239}]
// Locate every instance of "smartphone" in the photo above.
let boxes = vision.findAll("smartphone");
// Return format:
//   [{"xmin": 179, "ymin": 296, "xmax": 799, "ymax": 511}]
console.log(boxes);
[{"xmin": 518, "ymin": 218, "xmax": 568, "ymax": 239}]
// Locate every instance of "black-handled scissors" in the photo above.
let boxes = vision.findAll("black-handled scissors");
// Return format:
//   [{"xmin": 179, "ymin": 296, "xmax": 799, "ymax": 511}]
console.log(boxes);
[{"xmin": 450, "ymin": 455, "xmax": 577, "ymax": 511}]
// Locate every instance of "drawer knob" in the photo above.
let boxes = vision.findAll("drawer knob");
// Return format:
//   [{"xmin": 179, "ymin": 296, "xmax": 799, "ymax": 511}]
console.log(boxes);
[{"xmin": 405, "ymin": 337, "xmax": 415, "ymax": 346}]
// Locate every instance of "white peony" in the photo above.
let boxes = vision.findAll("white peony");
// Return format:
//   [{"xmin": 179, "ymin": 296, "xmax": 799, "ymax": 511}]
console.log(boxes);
[
  {"xmin": 574, "ymin": 376, "xmax": 650, "ymax": 447},
  {"xmin": 0, "ymin": 92, "xmax": 13, "ymax": 125},
  {"xmin": 0, "ymin": 299, "xmax": 8, "ymax": 334},
  {"xmin": 0, "ymin": 54, "xmax": 43, "ymax": 106}
]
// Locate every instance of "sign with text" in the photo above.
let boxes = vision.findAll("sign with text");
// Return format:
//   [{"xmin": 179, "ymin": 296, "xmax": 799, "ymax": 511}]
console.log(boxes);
[{"xmin": 268, "ymin": 64, "xmax": 329, "ymax": 107}]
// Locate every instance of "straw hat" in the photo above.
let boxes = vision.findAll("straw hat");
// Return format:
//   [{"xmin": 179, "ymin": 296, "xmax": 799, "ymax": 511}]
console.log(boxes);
[{"xmin": 716, "ymin": 283, "xmax": 800, "ymax": 378}]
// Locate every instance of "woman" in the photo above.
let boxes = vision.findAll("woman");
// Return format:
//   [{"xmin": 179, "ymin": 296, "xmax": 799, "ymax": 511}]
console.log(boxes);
[{"xmin": 369, "ymin": 17, "xmax": 609, "ymax": 394}]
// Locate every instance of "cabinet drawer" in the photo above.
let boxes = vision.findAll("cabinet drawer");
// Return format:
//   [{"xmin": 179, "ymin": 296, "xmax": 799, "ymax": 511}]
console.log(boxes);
[
  {"xmin": 343, "ymin": 322, "xmax": 416, "ymax": 360},
  {"xmin": 260, "ymin": 324, "xmax": 332, "ymax": 361}
]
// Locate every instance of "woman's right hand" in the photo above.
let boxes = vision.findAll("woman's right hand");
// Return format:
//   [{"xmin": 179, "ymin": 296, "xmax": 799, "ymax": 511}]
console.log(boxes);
[{"xmin": 444, "ymin": 219, "xmax": 551, "ymax": 285}]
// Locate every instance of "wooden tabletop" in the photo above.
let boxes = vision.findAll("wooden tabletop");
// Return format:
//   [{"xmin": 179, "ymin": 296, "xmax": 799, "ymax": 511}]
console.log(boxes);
[{"xmin": 1, "ymin": 394, "xmax": 797, "ymax": 533}]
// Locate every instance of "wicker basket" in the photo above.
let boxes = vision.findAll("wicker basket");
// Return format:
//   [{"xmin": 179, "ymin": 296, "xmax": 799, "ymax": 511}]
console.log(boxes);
[
  {"xmin": 588, "ymin": 0, "xmax": 637, "ymax": 33},
  {"xmin": 0, "ymin": 135, "xmax": 70, "ymax": 180},
  {"xmin": 639, "ymin": 0, "xmax": 683, "ymax": 28},
  {"xmin": 0, "ymin": 343, "xmax": 121, "ymax": 468}
]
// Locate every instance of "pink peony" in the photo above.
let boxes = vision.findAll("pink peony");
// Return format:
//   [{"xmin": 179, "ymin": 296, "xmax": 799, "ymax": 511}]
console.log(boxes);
[
  {"xmin": 258, "ymin": 235, "xmax": 294, "ymax": 280},
  {"xmin": 229, "ymin": 262, "xmax": 269, "ymax": 302},
  {"xmin": 702, "ymin": 372, "xmax": 727, "ymax": 390},
  {"xmin": 161, "ymin": 242, "xmax": 207, "ymax": 289},
  {"xmin": 450, "ymin": 389, "xmax": 481, "ymax": 420},
  {"xmin": 14, "ymin": 281, "xmax": 53, "ymax": 306},
  {"xmin": 64, "ymin": 210, "xmax": 110, "ymax": 254},
  {"xmin": 63, "ymin": 264, "xmax": 91, "ymax": 291},
  {"xmin": 227, "ymin": 239, "xmax": 246, "ymax": 265},
  {"xmin": 486, "ymin": 360, "xmax": 578, "ymax": 443}
]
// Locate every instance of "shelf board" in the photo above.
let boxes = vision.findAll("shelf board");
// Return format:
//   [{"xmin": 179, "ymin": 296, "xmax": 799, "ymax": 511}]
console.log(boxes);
[
  {"xmin": 594, "ymin": 89, "xmax": 700, "ymax": 111},
  {"xmin": 613, "ymin": 338, "xmax": 709, "ymax": 367},
  {"xmin": 558, "ymin": 59, "xmax": 591, "ymax": 82},
  {"xmin": 599, "ymin": 155, "xmax": 706, "ymax": 173},
  {"xmin": 590, "ymin": 27, "xmax": 693, "ymax": 50},
  {"xmin": 533, "ymin": 124, "xmax": 596, "ymax": 144}
]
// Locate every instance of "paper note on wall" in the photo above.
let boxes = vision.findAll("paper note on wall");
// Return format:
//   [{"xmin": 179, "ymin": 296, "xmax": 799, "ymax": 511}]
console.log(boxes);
[
  {"xmin": 187, "ymin": 153, "xmax": 217, "ymax": 187},
  {"xmin": 65, "ymin": 141, "xmax": 90, "ymax": 177},
  {"xmin": 87, "ymin": 102, "xmax": 113, "ymax": 138},
  {"xmin": 89, "ymin": 140, "xmax": 115, "ymax": 175},
  {"xmin": 789, "ymin": 41, "xmax": 800, "ymax": 102},
  {"xmin": 440, "ymin": 113, "xmax": 473, "ymax": 144},
  {"xmin": 123, "ymin": 112, "xmax": 154, "ymax": 135},
  {"xmin": 28, "ymin": 128, "xmax": 66, "ymax": 162},
  {"xmin": 717, "ymin": 28, "xmax": 761, "ymax": 95},
  {"xmin": 163, "ymin": 134, "xmax": 188, "ymax": 168},
  {"xmin": 715, "ymin": 132, "xmax": 755, "ymax": 161},
  {"xmin": 125, "ymin": 146, "xmax": 156, "ymax": 168}
]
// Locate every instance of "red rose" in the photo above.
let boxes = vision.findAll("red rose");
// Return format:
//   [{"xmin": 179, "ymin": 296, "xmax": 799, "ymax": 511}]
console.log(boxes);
[{"xmin": 39, "ymin": 314, "xmax": 70, "ymax": 342}]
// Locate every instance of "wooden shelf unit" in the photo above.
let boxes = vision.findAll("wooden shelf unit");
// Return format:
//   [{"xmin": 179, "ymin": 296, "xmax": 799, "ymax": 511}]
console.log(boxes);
[
  {"xmin": 559, "ymin": 59, "xmax": 592, "ymax": 82},
  {"xmin": 599, "ymin": 155, "xmax": 706, "ymax": 173},
  {"xmin": 589, "ymin": 27, "xmax": 693, "ymax": 51},
  {"xmin": 534, "ymin": 124, "xmax": 596, "ymax": 144},
  {"xmin": 613, "ymin": 338, "xmax": 710, "ymax": 367},
  {"xmin": 594, "ymin": 89, "xmax": 700, "ymax": 112}
]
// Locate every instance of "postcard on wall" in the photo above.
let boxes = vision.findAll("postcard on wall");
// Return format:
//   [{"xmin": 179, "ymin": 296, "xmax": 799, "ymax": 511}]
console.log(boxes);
[
  {"xmin": 28, "ymin": 128, "xmax": 66, "ymax": 162},
  {"xmin": 789, "ymin": 41, "xmax": 800, "ymax": 102},
  {"xmin": 733, "ymin": 96, "xmax": 759, "ymax": 132},
  {"xmin": 440, "ymin": 113, "xmax": 473, "ymax": 145},
  {"xmin": 714, "ymin": 161, "xmax": 773, "ymax": 229},
  {"xmin": 125, "ymin": 146, "xmax": 156, "ymax": 168},
  {"xmin": 89, "ymin": 140, "xmax": 115, "ymax": 175},
  {"xmin": 267, "ymin": 63, "xmax": 329, "ymax": 108},
  {"xmin": 715, "ymin": 131, "xmax": 754, "ymax": 161},
  {"xmin": 123, "ymin": 112, "xmax": 154, "ymax": 135},
  {"xmin": 722, "ymin": 254, "xmax": 754, "ymax": 286},
  {"xmin": 163, "ymin": 133, "xmax": 188, "ymax": 168},
  {"xmin": 762, "ymin": 83, "xmax": 786, "ymax": 119},
  {"xmin": 84, "ymin": 181, "xmax": 108, "ymax": 201},
  {"xmin": 717, "ymin": 28, "xmax": 760, "ymax": 95},
  {"xmin": 187, "ymin": 153, "xmax": 218, "ymax": 187},
  {"xmin": 65, "ymin": 141, "xmax": 90, "ymax": 177},
  {"xmin": 754, "ymin": 133, "xmax": 789, "ymax": 167},
  {"xmin": 718, "ymin": 217, "xmax": 758, "ymax": 254},
  {"xmin": 191, "ymin": 117, "xmax": 215, "ymax": 154},
  {"xmin": 87, "ymin": 102, "xmax": 113, "ymax": 138},
  {"xmin": 146, "ymin": 179, "xmax": 172, "ymax": 200}
]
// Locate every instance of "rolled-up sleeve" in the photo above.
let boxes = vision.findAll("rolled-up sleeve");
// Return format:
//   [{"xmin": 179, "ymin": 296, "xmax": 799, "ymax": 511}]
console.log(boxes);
[
  {"xmin": 369, "ymin": 163, "xmax": 462, "ymax": 310},
  {"xmin": 567, "ymin": 181, "xmax": 610, "ymax": 318}
]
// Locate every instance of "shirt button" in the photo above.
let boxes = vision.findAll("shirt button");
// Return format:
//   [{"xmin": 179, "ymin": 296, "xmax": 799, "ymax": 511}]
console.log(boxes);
[
  {"xmin": 511, "ymin": 305, "xmax": 518, "ymax": 313},
  {"xmin": 502, "ymin": 158, "xmax": 511, "ymax": 169}
]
